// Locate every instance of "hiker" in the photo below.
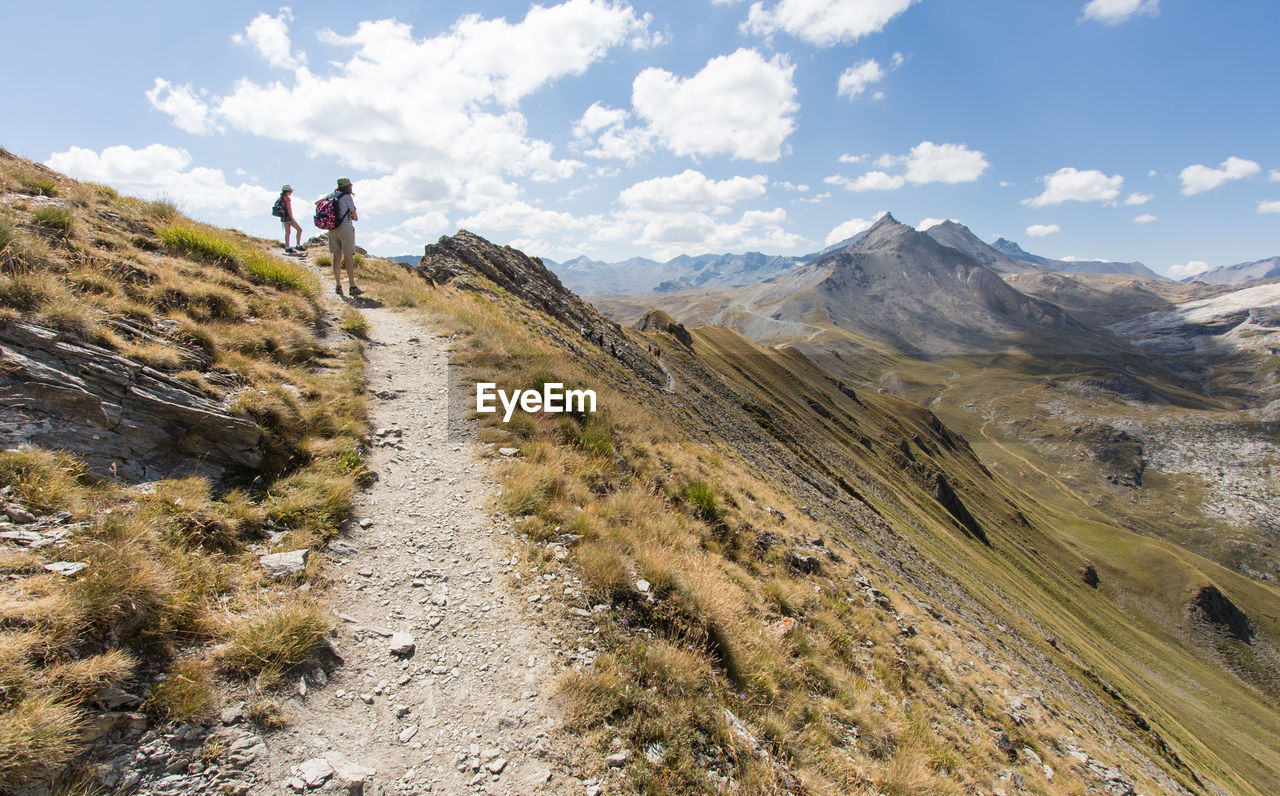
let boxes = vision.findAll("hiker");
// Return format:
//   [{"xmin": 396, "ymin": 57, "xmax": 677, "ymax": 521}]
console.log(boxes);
[
  {"xmin": 274, "ymin": 185, "xmax": 304, "ymax": 254},
  {"xmin": 327, "ymin": 177, "xmax": 361, "ymax": 296}
]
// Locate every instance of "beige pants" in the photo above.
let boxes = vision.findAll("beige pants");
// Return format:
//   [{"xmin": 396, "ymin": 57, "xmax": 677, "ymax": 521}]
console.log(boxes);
[{"xmin": 328, "ymin": 224, "xmax": 356, "ymax": 258}]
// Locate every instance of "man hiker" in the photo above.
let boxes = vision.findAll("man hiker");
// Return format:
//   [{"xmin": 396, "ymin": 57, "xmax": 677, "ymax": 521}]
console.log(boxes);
[
  {"xmin": 328, "ymin": 177, "xmax": 361, "ymax": 296},
  {"xmin": 276, "ymin": 185, "xmax": 304, "ymax": 254}
]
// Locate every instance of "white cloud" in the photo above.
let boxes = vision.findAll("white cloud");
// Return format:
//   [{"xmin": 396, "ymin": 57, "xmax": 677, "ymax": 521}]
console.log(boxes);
[
  {"xmin": 904, "ymin": 141, "xmax": 988, "ymax": 184},
  {"xmin": 1123, "ymin": 191, "xmax": 1153, "ymax": 205},
  {"xmin": 1081, "ymin": 0, "xmax": 1159, "ymax": 25},
  {"xmin": 825, "ymin": 213, "xmax": 886, "ymax": 245},
  {"xmin": 572, "ymin": 103, "xmax": 653, "ymax": 162},
  {"xmin": 1259, "ymin": 200, "xmax": 1280, "ymax": 215},
  {"xmin": 1166, "ymin": 260, "xmax": 1210, "ymax": 280},
  {"xmin": 916, "ymin": 217, "xmax": 955, "ymax": 230},
  {"xmin": 632, "ymin": 207, "xmax": 803, "ymax": 259},
  {"xmin": 1179, "ymin": 156, "xmax": 1260, "ymax": 195},
  {"xmin": 619, "ymin": 170, "xmax": 767, "ymax": 212},
  {"xmin": 828, "ymin": 141, "xmax": 987, "ymax": 193},
  {"xmin": 827, "ymin": 171, "xmax": 905, "ymax": 191},
  {"xmin": 145, "ymin": 80, "xmax": 215, "ymax": 135},
  {"xmin": 776, "ymin": 181, "xmax": 809, "ymax": 192},
  {"xmin": 632, "ymin": 49, "xmax": 797, "ymax": 161},
  {"xmin": 837, "ymin": 153, "xmax": 865, "ymax": 164},
  {"xmin": 1271, "ymin": 170, "xmax": 1280, "ymax": 182},
  {"xmin": 232, "ymin": 8, "xmax": 305, "ymax": 69},
  {"xmin": 1026, "ymin": 224, "xmax": 1060, "ymax": 238},
  {"xmin": 155, "ymin": 2, "xmax": 651, "ymax": 202},
  {"xmin": 1024, "ymin": 167, "xmax": 1123, "ymax": 207},
  {"xmin": 745, "ymin": 0, "xmax": 917, "ymax": 46},
  {"xmin": 46, "ymin": 144, "xmax": 274, "ymax": 218},
  {"xmin": 837, "ymin": 59, "xmax": 885, "ymax": 99},
  {"xmin": 1132, "ymin": 213, "xmax": 1157, "ymax": 223}
]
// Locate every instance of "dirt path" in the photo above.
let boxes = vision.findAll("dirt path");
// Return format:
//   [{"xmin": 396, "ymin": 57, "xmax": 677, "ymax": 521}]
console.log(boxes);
[{"xmin": 253, "ymin": 277, "xmax": 576, "ymax": 793}]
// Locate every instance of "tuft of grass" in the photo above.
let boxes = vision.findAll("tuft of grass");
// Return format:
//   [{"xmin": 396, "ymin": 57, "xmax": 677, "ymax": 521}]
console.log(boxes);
[
  {"xmin": 682, "ymin": 479, "xmax": 721, "ymax": 524},
  {"xmin": 216, "ymin": 601, "xmax": 332, "ymax": 681},
  {"xmin": 145, "ymin": 658, "xmax": 214, "ymax": 721},
  {"xmin": 0, "ymin": 695, "xmax": 81, "ymax": 790},
  {"xmin": 239, "ymin": 248, "xmax": 315, "ymax": 292},
  {"xmin": 31, "ymin": 206, "xmax": 74, "ymax": 236},
  {"xmin": 157, "ymin": 222, "xmax": 242, "ymax": 264},
  {"xmin": 147, "ymin": 198, "xmax": 180, "ymax": 221},
  {"xmin": 577, "ymin": 422, "xmax": 615, "ymax": 458},
  {"xmin": 245, "ymin": 698, "xmax": 290, "ymax": 730},
  {"xmin": 339, "ymin": 306, "xmax": 370, "ymax": 338},
  {"xmin": 17, "ymin": 176, "xmax": 59, "ymax": 198},
  {"xmin": 37, "ymin": 650, "xmax": 136, "ymax": 705},
  {"xmin": 0, "ymin": 271, "xmax": 57, "ymax": 313},
  {"xmin": 576, "ymin": 541, "xmax": 631, "ymax": 601},
  {"xmin": 0, "ymin": 448, "xmax": 95, "ymax": 515}
]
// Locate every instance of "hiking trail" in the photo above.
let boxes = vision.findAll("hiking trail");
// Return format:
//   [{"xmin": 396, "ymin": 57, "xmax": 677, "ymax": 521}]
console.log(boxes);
[{"xmin": 249, "ymin": 266, "xmax": 580, "ymax": 794}]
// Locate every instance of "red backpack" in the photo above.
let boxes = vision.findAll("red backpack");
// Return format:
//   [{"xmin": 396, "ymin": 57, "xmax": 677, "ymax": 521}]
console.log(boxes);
[{"xmin": 313, "ymin": 192, "xmax": 346, "ymax": 230}]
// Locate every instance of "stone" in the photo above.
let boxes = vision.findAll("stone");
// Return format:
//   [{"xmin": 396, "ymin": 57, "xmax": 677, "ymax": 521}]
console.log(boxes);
[
  {"xmin": 4, "ymin": 505, "xmax": 36, "ymax": 524},
  {"xmin": 498, "ymin": 447, "xmax": 519, "ymax": 457},
  {"xmin": 645, "ymin": 742, "xmax": 665, "ymax": 765},
  {"xmin": 260, "ymin": 549, "xmax": 309, "ymax": 578},
  {"xmin": 388, "ymin": 633, "xmax": 416, "ymax": 657},
  {"xmin": 486, "ymin": 757, "xmax": 507, "ymax": 774},
  {"xmin": 605, "ymin": 749, "xmax": 631, "ymax": 767},
  {"xmin": 399, "ymin": 724, "xmax": 419, "ymax": 743},
  {"xmin": 635, "ymin": 579, "xmax": 651, "ymax": 593},
  {"xmin": 296, "ymin": 758, "xmax": 334, "ymax": 788},
  {"xmin": 765, "ymin": 616, "xmax": 797, "ymax": 639},
  {"xmin": 330, "ymin": 540, "xmax": 359, "ymax": 556},
  {"xmin": 221, "ymin": 702, "xmax": 246, "ymax": 726}
]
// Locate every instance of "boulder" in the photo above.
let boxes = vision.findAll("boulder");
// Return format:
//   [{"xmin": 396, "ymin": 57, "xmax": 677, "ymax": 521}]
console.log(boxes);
[
  {"xmin": 0, "ymin": 321, "xmax": 263, "ymax": 481},
  {"xmin": 260, "ymin": 549, "xmax": 309, "ymax": 578}
]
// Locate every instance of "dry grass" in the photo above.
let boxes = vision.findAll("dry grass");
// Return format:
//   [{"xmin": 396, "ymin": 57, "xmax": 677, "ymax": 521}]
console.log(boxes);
[{"xmin": 0, "ymin": 152, "xmax": 371, "ymax": 787}]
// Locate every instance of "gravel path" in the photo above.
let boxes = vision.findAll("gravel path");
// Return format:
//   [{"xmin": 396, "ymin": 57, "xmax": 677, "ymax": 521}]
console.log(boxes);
[{"xmin": 256, "ymin": 291, "xmax": 575, "ymax": 793}]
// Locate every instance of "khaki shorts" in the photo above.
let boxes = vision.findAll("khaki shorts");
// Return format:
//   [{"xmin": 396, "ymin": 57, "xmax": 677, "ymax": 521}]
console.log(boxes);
[{"xmin": 328, "ymin": 224, "xmax": 356, "ymax": 258}]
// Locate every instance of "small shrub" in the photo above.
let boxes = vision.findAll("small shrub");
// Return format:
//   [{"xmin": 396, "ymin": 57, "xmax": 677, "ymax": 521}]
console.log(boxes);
[{"xmin": 31, "ymin": 206, "xmax": 73, "ymax": 236}]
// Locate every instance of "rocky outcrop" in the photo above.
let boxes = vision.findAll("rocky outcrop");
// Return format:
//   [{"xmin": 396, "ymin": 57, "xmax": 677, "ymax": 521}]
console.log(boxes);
[
  {"xmin": 417, "ymin": 231, "xmax": 667, "ymax": 388},
  {"xmin": 1188, "ymin": 584, "xmax": 1253, "ymax": 643},
  {"xmin": 635, "ymin": 309, "xmax": 693, "ymax": 348},
  {"xmin": 0, "ymin": 321, "xmax": 263, "ymax": 481}
]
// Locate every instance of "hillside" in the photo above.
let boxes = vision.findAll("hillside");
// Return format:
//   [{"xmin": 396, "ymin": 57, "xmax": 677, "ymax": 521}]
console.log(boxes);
[{"xmin": 4, "ymin": 152, "xmax": 1280, "ymax": 795}]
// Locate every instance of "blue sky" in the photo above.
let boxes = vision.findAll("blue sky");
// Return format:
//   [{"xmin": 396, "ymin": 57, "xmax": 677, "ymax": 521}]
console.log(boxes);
[{"xmin": 3, "ymin": 0, "xmax": 1277, "ymax": 277}]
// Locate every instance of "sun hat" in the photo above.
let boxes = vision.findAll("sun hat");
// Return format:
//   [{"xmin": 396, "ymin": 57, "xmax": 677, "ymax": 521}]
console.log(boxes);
[
  {"xmin": 336, "ymin": 177, "xmax": 353, "ymax": 189},
  {"xmin": 281, "ymin": 184, "xmax": 293, "ymax": 192}
]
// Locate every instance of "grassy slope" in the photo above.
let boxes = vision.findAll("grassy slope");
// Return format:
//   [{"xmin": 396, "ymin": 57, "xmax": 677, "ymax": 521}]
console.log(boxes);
[
  {"xmin": 0, "ymin": 151, "xmax": 368, "ymax": 789},
  {"xmin": 356, "ymin": 240, "xmax": 1280, "ymax": 794},
  {"xmin": 681, "ymin": 326, "xmax": 1280, "ymax": 794}
]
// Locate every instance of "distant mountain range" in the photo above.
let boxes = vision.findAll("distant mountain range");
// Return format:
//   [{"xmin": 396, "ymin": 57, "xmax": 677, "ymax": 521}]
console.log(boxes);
[
  {"xmin": 538, "ymin": 217, "xmax": 1169, "ymax": 295},
  {"xmin": 1185, "ymin": 256, "xmax": 1280, "ymax": 285}
]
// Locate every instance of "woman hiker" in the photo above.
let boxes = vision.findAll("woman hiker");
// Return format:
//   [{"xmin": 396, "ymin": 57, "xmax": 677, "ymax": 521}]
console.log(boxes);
[
  {"xmin": 278, "ymin": 185, "xmax": 304, "ymax": 254},
  {"xmin": 328, "ymin": 177, "xmax": 361, "ymax": 296}
]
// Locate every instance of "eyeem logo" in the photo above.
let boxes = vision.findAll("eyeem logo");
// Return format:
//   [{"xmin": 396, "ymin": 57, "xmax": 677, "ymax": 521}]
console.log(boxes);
[{"xmin": 475, "ymin": 383, "xmax": 597, "ymax": 423}]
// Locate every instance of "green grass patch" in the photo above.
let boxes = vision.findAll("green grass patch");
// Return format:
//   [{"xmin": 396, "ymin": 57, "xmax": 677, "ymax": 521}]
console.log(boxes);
[{"xmin": 30, "ymin": 206, "xmax": 73, "ymax": 236}]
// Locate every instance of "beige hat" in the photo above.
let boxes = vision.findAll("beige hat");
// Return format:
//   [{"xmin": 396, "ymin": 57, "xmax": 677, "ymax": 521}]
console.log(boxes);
[{"xmin": 281, "ymin": 184, "xmax": 292, "ymax": 192}]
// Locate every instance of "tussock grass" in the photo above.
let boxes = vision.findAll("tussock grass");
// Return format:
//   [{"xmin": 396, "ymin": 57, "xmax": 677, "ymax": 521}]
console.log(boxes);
[
  {"xmin": 31, "ymin": 206, "xmax": 74, "ymax": 236},
  {"xmin": 0, "ymin": 153, "xmax": 372, "ymax": 787},
  {"xmin": 338, "ymin": 306, "xmax": 370, "ymax": 338},
  {"xmin": 216, "ymin": 601, "xmax": 332, "ymax": 682}
]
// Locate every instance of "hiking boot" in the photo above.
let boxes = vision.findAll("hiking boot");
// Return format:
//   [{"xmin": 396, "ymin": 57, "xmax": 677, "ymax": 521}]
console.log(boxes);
[
  {"xmin": 335, "ymin": 284, "xmax": 344, "ymax": 296},
  {"xmin": 349, "ymin": 284, "xmax": 363, "ymax": 296}
]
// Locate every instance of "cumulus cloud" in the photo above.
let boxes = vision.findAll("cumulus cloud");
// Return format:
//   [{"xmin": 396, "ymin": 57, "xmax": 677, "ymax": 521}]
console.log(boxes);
[
  {"xmin": 915, "ymin": 218, "xmax": 955, "ymax": 230},
  {"xmin": 46, "ymin": 144, "xmax": 274, "ymax": 218},
  {"xmin": 619, "ymin": 170, "xmax": 767, "ymax": 212},
  {"xmin": 825, "ymin": 213, "xmax": 886, "ymax": 245},
  {"xmin": 745, "ymin": 0, "xmax": 917, "ymax": 46},
  {"xmin": 1026, "ymin": 224, "xmax": 1060, "ymax": 238},
  {"xmin": 632, "ymin": 49, "xmax": 797, "ymax": 161},
  {"xmin": 826, "ymin": 171, "xmax": 905, "ymax": 191},
  {"xmin": 904, "ymin": 141, "xmax": 988, "ymax": 184},
  {"xmin": 1123, "ymin": 191, "xmax": 1153, "ymax": 205},
  {"xmin": 572, "ymin": 103, "xmax": 653, "ymax": 162},
  {"xmin": 837, "ymin": 153, "xmax": 865, "ymax": 164},
  {"xmin": 1259, "ymin": 199, "xmax": 1280, "ymax": 214},
  {"xmin": 232, "ymin": 7, "xmax": 305, "ymax": 69},
  {"xmin": 146, "ymin": 80, "xmax": 215, "ymax": 135},
  {"xmin": 1272, "ymin": 170, "xmax": 1280, "ymax": 182},
  {"xmin": 1081, "ymin": 0, "xmax": 1159, "ymax": 25},
  {"xmin": 1179, "ymin": 156, "xmax": 1260, "ymax": 195},
  {"xmin": 827, "ymin": 141, "xmax": 987, "ymax": 192},
  {"xmin": 837, "ymin": 59, "xmax": 885, "ymax": 99},
  {"xmin": 1024, "ymin": 167, "xmax": 1123, "ymax": 207},
  {"xmin": 630, "ymin": 208, "xmax": 803, "ymax": 259},
  {"xmin": 1166, "ymin": 260, "xmax": 1210, "ymax": 280},
  {"xmin": 1132, "ymin": 213, "xmax": 1157, "ymax": 223}
]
